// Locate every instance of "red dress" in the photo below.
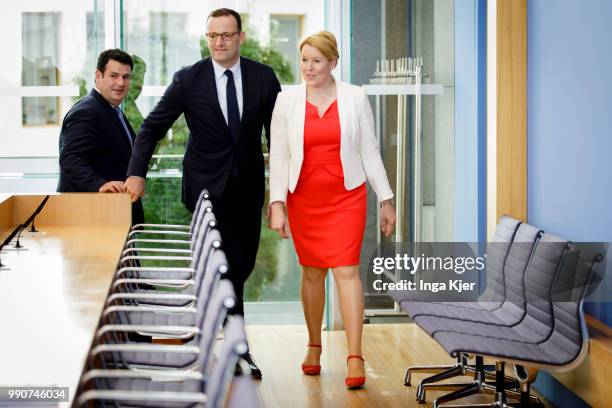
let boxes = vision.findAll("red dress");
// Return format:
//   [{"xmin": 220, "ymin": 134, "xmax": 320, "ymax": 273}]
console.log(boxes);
[{"xmin": 286, "ymin": 100, "xmax": 367, "ymax": 268}]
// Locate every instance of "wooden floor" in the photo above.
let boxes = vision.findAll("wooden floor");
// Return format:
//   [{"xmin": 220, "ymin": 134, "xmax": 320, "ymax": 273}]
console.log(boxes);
[{"xmin": 247, "ymin": 323, "xmax": 551, "ymax": 408}]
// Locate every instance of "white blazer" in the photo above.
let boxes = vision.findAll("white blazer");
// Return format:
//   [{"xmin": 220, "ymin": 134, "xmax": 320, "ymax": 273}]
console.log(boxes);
[{"xmin": 269, "ymin": 80, "xmax": 394, "ymax": 204}]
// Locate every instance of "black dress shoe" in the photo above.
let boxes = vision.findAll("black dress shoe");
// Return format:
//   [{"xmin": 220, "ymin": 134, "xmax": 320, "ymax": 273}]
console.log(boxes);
[
  {"xmin": 234, "ymin": 361, "xmax": 243, "ymax": 376},
  {"xmin": 241, "ymin": 352, "xmax": 262, "ymax": 379}
]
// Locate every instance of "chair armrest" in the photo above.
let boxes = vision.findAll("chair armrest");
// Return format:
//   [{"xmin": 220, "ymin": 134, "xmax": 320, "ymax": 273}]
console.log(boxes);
[
  {"xmin": 132, "ymin": 223, "xmax": 190, "ymax": 230},
  {"xmin": 90, "ymin": 343, "xmax": 200, "ymax": 359},
  {"xmin": 126, "ymin": 238, "xmax": 191, "ymax": 247},
  {"xmin": 112, "ymin": 278, "xmax": 194, "ymax": 290},
  {"xmin": 128, "ymin": 230, "xmax": 191, "ymax": 239},
  {"xmin": 77, "ymin": 390, "xmax": 207, "ymax": 407},
  {"xmin": 106, "ymin": 292, "xmax": 196, "ymax": 306},
  {"xmin": 122, "ymin": 247, "xmax": 192, "ymax": 256},
  {"xmin": 115, "ymin": 266, "xmax": 195, "ymax": 278},
  {"xmin": 102, "ymin": 305, "xmax": 197, "ymax": 319},
  {"xmin": 120, "ymin": 255, "xmax": 193, "ymax": 263},
  {"xmin": 81, "ymin": 367, "xmax": 202, "ymax": 385},
  {"xmin": 96, "ymin": 324, "xmax": 199, "ymax": 341}
]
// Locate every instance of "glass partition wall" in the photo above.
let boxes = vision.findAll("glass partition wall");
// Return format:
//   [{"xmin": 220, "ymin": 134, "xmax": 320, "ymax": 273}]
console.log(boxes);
[
  {"xmin": 0, "ymin": 0, "xmax": 324, "ymax": 325},
  {"xmin": 1, "ymin": 0, "xmax": 457, "ymax": 324},
  {"xmin": 350, "ymin": 0, "xmax": 455, "ymax": 314}
]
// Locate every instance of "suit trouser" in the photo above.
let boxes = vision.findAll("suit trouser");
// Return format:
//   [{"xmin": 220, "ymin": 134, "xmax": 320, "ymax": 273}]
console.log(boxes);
[
  {"xmin": 210, "ymin": 175, "xmax": 262, "ymax": 317},
  {"xmin": 131, "ymin": 200, "xmax": 145, "ymax": 226}
]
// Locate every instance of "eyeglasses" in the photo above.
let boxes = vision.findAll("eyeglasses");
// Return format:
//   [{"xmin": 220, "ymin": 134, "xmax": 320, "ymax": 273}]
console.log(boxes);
[{"xmin": 206, "ymin": 32, "xmax": 240, "ymax": 42}]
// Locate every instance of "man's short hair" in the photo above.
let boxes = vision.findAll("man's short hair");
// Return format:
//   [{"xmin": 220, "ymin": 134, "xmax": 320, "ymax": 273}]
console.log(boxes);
[
  {"xmin": 97, "ymin": 49, "xmax": 134, "ymax": 74},
  {"xmin": 207, "ymin": 8, "xmax": 242, "ymax": 32}
]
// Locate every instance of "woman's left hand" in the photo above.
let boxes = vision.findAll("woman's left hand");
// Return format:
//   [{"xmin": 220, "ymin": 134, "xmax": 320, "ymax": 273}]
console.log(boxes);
[{"xmin": 380, "ymin": 202, "xmax": 396, "ymax": 238}]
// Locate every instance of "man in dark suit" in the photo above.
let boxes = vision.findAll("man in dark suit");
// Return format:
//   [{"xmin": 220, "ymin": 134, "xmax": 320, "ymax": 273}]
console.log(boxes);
[
  {"xmin": 124, "ymin": 8, "xmax": 281, "ymax": 378},
  {"xmin": 58, "ymin": 49, "xmax": 144, "ymax": 225}
]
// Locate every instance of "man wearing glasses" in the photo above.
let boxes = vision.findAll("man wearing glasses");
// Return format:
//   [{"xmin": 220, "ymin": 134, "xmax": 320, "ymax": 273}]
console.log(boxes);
[{"xmin": 124, "ymin": 8, "xmax": 281, "ymax": 378}]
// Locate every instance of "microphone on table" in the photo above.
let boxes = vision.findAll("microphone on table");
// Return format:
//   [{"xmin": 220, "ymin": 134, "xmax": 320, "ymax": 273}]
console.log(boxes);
[
  {"xmin": 12, "ymin": 195, "xmax": 50, "ymax": 249},
  {"xmin": 0, "ymin": 223, "xmax": 23, "ymax": 268},
  {"xmin": 28, "ymin": 214, "xmax": 42, "ymax": 233}
]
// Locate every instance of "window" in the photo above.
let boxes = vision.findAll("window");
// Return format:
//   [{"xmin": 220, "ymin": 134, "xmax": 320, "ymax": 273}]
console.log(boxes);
[
  {"xmin": 85, "ymin": 11, "xmax": 105, "ymax": 88},
  {"xmin": 350, "ymin": 0, "xmax": 456, "ymax": 311},
  {"xmin": 21, "ymin": 12, "xmax": 61, "ymax": 126},
  {"xmin": 270, "ymin": 15, "xmax": 303, "ymax": 84},
  {"xmin": 2, "ymin": 2, "xmax": 105, "ymax": 163}
]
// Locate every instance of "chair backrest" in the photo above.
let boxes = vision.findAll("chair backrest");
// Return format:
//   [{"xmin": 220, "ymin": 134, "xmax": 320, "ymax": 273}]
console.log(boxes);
[
  {"xmin": 190, "ymin": 201, "xmax": 213, "ymax": 250},
  {"xmin": 187, "ymin": 218, "xmax": 208, "ymax": 270},
  {"xmin": 478, "ymin": 216, "xmax": 522, "ymax": 303},
  {"xmin": 190, "ymin": 230, "xmax": 222, "ymax": 325},
  {"xmin": 189, "ymin": 189, "xmax": 210, "ymax": 233},
  {"xmin": 547, "ymin": 247, "xmax": 604, "ymax": 369},
  {"xmin": 502, "ymin": 223, "xmax": 542, "ymax": 305},
  {"xmin": 194, "ymin": 246, "xmax": 229, "ymax": 329},
  {"xmin": 191, "ymin": 199, "xmax": 212, "ymax": 236},
  {"xmin": 190, "ymin": 212, "xmax": 217, "ymax": 268},
  {"xmin": 224, "ymin": 376, "xmax": 261, "ymax": 408},
  {"xmin": 193, "ymin": 229, "xmax": 224, "ymax": 296},
  {"xmin": 518, "ymin": 233, "xmax": 569, "ymax": 339},
  {"xmin": 205, "ymin": 315, "xmax": 248, "ymax": 408},
  {"xmin": 197, "ymin": 279, "xmax": 237, "ymax": 375},
  {"xmin": 200, "ymin": 209, "xmax": 217, "ymax": 233}
]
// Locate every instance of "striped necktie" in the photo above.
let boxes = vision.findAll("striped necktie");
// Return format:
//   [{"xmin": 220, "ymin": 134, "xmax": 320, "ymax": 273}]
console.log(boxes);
[{"xmin": 114, "ymin": 106, "xmax": 133, "ymax": 148}]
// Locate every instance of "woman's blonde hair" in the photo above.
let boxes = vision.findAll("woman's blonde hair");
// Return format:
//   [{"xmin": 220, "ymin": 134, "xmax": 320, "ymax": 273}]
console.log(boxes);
[{"xmin": 299, "ymin": 31, "xmax": 339, "ymax": 60}]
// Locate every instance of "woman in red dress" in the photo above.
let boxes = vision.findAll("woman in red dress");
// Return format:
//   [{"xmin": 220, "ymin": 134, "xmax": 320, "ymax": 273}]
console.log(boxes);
[{"xmin": 269, "ymin": 31, "xmax": 396, "ymax": 388}]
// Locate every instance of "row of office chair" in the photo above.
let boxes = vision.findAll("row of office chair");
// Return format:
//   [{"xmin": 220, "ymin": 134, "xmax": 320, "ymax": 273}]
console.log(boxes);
[
  {"xmin": 75, "ymin": 190, "xmax": 259, "ymax": 408},
  {"xmin": 391, "ymin": 216, "xmax": 604, "ymax": 407}
]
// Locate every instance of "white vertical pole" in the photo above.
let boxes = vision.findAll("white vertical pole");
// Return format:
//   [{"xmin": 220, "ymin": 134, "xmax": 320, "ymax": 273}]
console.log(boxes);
[
  {"xmin": 104, "ymin": 0, "xmax": 118, "ymax": 49},
  {"xmin": 396, "ymin": 94, "xmax": 405, "ymax": 242},
  {"xmin": 414, "ymin": 65, "xmax": 423, "ymax": 242},
  {"xmin": 324, "ymin": 0, "xmax": 348, "ymax": 330},
  {"xmin": 486, "ymin": 0, "xmax": 497, "ymax": 240},
  {"xmin": 325, "ymin": 0, "xmax": 347, "ymax": 81}
]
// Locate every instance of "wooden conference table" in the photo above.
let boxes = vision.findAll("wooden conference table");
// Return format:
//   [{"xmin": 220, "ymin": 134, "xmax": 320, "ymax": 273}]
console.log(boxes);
[{"xmin": 0, "ymin": 193, "xmax": 131, "ymax": 407}]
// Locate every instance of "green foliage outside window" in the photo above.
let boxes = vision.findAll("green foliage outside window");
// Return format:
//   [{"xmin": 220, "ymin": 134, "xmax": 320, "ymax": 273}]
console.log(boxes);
[
  {"xmin": 199, "ymin": 35, "xmax": 294, "ymax": 85},
  {"xmin": 73, "ymin": 30, "xmax": 294, "ymax": 302}
]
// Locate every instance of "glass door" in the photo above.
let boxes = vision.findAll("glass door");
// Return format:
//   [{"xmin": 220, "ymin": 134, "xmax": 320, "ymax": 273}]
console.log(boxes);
[{"xmin": 349, "ymin": 0, "xmax": 455, "ymax": 313}]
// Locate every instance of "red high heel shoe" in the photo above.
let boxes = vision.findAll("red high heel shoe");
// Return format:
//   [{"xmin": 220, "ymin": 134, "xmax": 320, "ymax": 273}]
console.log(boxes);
[
  {"xmin": 301, "ymin": 344, "xmax": 322, "ymax": 375},
  {"xmin": 345, "ymin": 355, "xmax": 366, "ymax": 389}
]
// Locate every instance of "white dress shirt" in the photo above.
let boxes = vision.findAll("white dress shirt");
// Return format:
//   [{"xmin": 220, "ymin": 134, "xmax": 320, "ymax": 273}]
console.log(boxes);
[
  {"xmin": 211, "ymin": 57, "xmax": 243, "ymax": 124},
  {"xmin": 93, "ymin": 86, "xmax": 118, "ymax": 108}
]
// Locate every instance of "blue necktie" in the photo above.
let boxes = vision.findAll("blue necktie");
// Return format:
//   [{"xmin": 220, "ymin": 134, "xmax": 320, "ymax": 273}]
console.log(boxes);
[
  {"xmin": 114, "ymin": 106, "xmax": 133, "ymax": 148},
  {"xmin": 224, "ymin": 70, "xmax": 241, "ymax": 142}
]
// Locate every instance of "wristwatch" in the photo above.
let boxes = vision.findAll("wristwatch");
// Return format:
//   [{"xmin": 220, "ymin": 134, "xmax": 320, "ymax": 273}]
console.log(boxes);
[{"xmin": 380, "ymin": 198, "xmax": 394, "ymax": 208}]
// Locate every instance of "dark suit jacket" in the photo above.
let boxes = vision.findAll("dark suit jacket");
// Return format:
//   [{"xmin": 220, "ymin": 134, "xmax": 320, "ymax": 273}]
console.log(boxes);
[
  {"xmin": 128, "ymin": 57, "xmax": 281, "ymax": 212},
  {"xmin": 57, "ymin": 89, "xmax": 144, "ymax": 224}
]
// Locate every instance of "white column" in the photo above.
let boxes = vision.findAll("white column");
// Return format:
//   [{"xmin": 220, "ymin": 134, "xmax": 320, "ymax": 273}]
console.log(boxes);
[
  {"xmin": 486, "ymin": 0, "xmax": 497, "ymax": 240},
  {"xmin": 324, "ymin": 0, "xmax": 348, "ymax": 330},
  {"xmin": 104, "ymin": 0, "xmax": 119, "ymax": 49}
]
